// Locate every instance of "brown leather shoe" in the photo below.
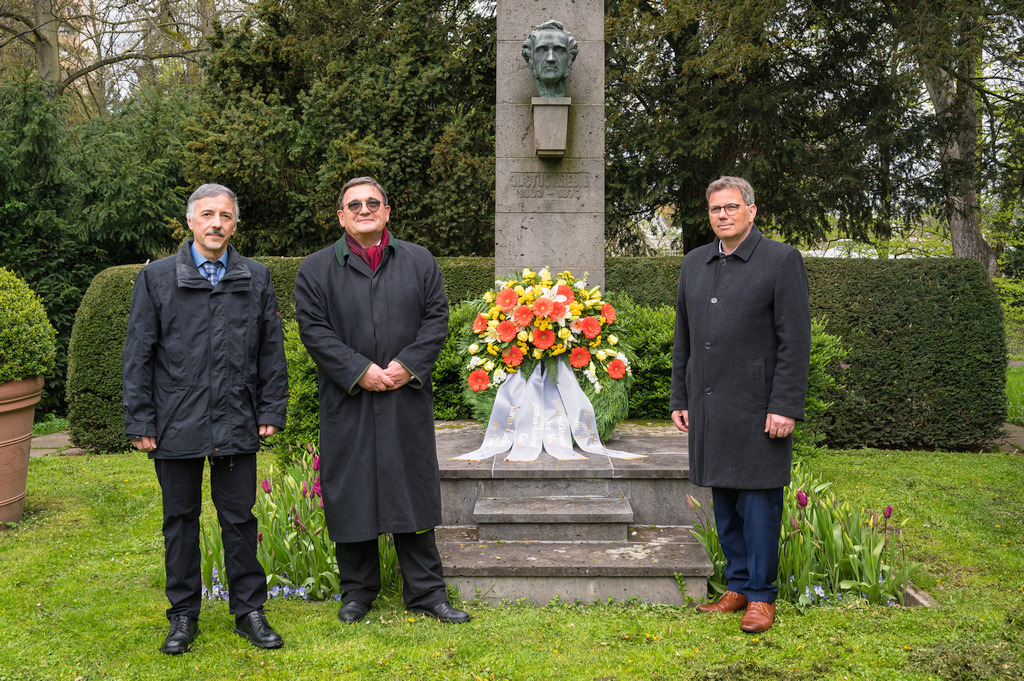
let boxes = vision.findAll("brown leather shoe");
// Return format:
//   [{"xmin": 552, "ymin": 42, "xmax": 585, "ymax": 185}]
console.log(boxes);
[
  {"xmin": 695, "ymin": 590, "xmax": 748, "ymax": 613},
  {"xmin": 740, "ymin": 601, "xmax": 776, "ymax": 632}
]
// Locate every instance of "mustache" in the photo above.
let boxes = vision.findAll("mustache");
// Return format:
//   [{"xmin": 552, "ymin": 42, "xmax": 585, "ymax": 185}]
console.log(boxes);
[{"xmin": 204, "ymin": 229, "xmax": 226, "ymax": 237}]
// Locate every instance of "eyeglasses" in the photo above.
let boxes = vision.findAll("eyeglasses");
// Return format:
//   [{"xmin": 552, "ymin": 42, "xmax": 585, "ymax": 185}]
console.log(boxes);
[
  {"xmin": 345, "ymin": 198, "xmax": 384, "ymax": 213},
  {"xmin": 708, "ymin": 203, "xmax": 746, "ymax": 216}
]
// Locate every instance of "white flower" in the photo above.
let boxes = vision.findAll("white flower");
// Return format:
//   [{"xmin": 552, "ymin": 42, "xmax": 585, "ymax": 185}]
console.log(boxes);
[
  {"xmin": 468, "ymin": 343, "xmax": 479, "ymax": 355},
  {"xmin": 469, "ymin": 355, "xmax": 483, "ymax": 368},
  {"xmin": 596, "ymin": 350, "xmax": 607, "ymax": 362},
  {"xmin": 484, "ymin": 360, "xmax": 495, "ymax": 372},
  {"xmin": 608, "ymin": 334, "xmax": 618, "ymax": 346}
]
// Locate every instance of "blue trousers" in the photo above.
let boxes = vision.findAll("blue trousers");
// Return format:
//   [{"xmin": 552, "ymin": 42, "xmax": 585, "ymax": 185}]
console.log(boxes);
[{"xmin": 712, "ymin": 486, "xmax": 784, "ymax": 603}]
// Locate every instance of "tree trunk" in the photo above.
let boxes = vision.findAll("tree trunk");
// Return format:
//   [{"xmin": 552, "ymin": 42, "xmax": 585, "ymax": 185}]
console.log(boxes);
[
  {"xmin": 33, "ymin": 0, "xmax": 59, "ymax": 82},
  {"xmin": 917, "ymin": 7, "xmax": 997, "ymax": 276}
]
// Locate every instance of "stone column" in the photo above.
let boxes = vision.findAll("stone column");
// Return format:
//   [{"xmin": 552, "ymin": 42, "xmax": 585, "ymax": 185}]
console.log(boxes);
[{"xmin": 495, "ymin": 0, "xmax": 605, "ymax": 287}]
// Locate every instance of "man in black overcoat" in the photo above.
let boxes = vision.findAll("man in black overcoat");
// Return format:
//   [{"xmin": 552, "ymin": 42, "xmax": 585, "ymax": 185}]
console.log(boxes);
[
  {"xmin": 123, "ymin": 183, "xmax": 289, "ymax": 653},
  {"xmin": 294, "ymin": 176, "xmax": 470, "ymax": 625},
  {"xmin": 670, "ymin": 176, "xmax": 811, "ymax": 633}
]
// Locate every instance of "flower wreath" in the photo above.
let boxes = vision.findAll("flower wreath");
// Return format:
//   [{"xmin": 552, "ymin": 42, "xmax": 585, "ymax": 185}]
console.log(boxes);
[{"xmin": 458, "ymin": 267, "xmax": 634, "ymax": 442}]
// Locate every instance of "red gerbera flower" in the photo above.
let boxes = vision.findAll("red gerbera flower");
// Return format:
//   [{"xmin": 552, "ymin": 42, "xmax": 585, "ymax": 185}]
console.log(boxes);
[
  {"xmin": 601, "ymin": 303, "xmax": 617, "ymax": 324},
  {"xmin": 472, "ymin": 314, "xmax": 489, "ymax": 334},
  {"xmin": 513, "ymin": 304, "xmax": 534, "ymax": 327},
  {"xmin": 496, "ymin": 320, "xmax": 517, "ymax": 342},
  {"xmin": 502, "ymin": 345, "xmax": 524, "ymax": 367},
  {"xmin": 532, "ymin": 297, "xmax": 554, "ymax": 318},
  {"xmin": 532, "ymin": 328, "xmax": 556, "ymax": 349},
  {"xmin": 556, "ymin": 284, "xmax": 575, "ymax": 305},
  {"xmin": 551, "ymin": 300, "xmax": 568, "ymax": 320},
  {"xmin": 468, "ymin": 369, "xmax": 490, "ymax": 392},
  {"xmin": 569, "ymin": 347, "xmax": 592, "ymax": 369},
  {"xmin": 579, "ymin": 316, "xmax": 601, "ymax": 339},
  {"xmin": 607, "ymin": 358, "xmax": 626, "ymax": 379},
  {"xmin": 496, "ymin": 288, "xmax": 519, "ymax": 312}
]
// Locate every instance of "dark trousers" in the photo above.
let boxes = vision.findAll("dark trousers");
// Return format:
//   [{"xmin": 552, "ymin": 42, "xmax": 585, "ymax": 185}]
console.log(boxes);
[
  {"xmin": 712, "ymin": 486, "xmax": 784, "ymax": 604},
  {"xmin": 335, "ymin": 529, "xmax": 448, "ymax": 610},
  {"xmin": 154, "ymin": 454, "xmax": 267, "ymax": 622}
]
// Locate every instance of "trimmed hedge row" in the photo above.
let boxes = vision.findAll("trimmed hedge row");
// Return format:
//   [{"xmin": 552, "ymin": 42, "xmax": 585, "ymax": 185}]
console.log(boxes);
[{"xmin": 67, "ymin": 256, "xmax": 1006, "ymax": 453}]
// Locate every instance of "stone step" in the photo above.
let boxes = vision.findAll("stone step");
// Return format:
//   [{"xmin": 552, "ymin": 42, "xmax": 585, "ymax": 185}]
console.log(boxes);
[
  {"xmin": 437, "ymin": 525, "xmax": 712, "ymax": 606},
  {"xmin": 474, "ymin": 496, "xmax": 633, "ymax": 541}
]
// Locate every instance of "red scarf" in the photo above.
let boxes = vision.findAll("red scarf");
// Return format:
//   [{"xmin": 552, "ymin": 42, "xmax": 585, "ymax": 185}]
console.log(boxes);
[{"xmin": 346, "ymin": 228, "xmax": 389, "ymax": 271}]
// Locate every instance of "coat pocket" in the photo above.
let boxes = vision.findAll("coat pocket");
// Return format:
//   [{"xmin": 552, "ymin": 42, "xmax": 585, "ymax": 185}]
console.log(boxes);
[{"xmin": 752, "ymin": 359, "xmax": 768, "ymax": 407}]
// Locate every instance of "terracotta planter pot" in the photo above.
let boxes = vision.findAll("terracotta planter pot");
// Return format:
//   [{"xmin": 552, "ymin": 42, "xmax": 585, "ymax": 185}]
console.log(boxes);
[{"xmin": 0, "ymin": 376, "xmax": 43, "ymax": 529}]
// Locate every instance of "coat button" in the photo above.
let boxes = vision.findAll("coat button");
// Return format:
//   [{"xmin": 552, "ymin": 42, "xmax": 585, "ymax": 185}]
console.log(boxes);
[
  {"xmin": 704, "ymin": 342, "xmax": 712, "ymax": 349},
  {"xmin": 705, "ymin": 388, "xmax": 712, "ymax": 395},
  {"xmin": 711, "ymin": 297, "xmax": 718, "ymax": 304}
]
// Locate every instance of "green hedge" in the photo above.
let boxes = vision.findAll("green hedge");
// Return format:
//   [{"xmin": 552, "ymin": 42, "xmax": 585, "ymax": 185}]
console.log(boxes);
[{"xmin": 67, "ymin": 256, "xmax": 1006, "ymax": 453}]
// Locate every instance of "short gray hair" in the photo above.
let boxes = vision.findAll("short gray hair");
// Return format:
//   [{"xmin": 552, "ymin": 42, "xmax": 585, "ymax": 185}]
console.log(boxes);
[
  {"xmin": 338, "ymin": 176, "xmax": 389, "ymax": 210},
  {"xmin": 186, "ymin": 183, "xmax": 240, "ymax": 221},
  {"xmin": 706, "ymin": 176, "xmax": 755, "ymax": 206}
]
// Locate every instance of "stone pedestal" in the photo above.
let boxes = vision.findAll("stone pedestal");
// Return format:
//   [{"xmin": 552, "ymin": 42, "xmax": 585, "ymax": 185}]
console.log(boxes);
[
  {"xmin": 495, "ymin": 1, "xmax": 606, "ymax": 287},
  {"xmin": 435, "ymin": 421, "xmax": 713, "ymax": 605}
]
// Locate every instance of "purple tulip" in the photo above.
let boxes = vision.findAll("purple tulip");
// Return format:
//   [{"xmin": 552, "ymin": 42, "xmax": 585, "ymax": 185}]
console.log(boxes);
[
  {"xmin": 796, "ymin": 490, "xmax": 809, "ymax": 508},
  {"xmin": 307, "ymin": 443, "xmax": 315, "ymax": 454},
  {"xmin": 292, "ymin": 508, "xmax": 308, "ymax": 533},
  {"xmin": 301, "ymin": 481, "xmax": 308, "ymax": 497},
  {"xmin": 261, "ymin": 479, "xmax": 271, "ymax": 494},
  {"xmin": 257, "ymin": 532, "xmax": 263, "ymax": 543},
  {"xmin": 884, "ymin": 504, "xmax": 893, "ymax": 519},
  {"xmin": 313, "ymin": 455, "xmax": 320, "ymax": 471},
  {"xmin": 313, "ymin": 477, "xmax": 322, "ymax": 498},
  {"xmin": 790, "ymin": 517, "xmax": 799, "ymax": 530}
]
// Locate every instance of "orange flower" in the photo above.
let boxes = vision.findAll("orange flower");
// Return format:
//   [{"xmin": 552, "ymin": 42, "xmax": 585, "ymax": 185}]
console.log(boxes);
[
  {"xmin": 496, "ymin": 288, "xmax": 519, "ymax": 312},
  {"xmin": 472, "ymin": 314, "xmax": 489, "ymax": 334},
  {"xmin": 496, "ymin": 320, "xmax": 517, "ymax": 342},
  {"xmin": 579, "ymin": 316, "xmax": 601, "ymax": 339},
  {"xmin": 601, "ymin": 303, "xmax": 617, "ymax": 324},
  {"xmin": 513, "ymin": 304, "xmax": 534, "ymax": 327},
  {"xmin": 502, "ymin": 345, "xmax": 524, "ymax": 367},
  {"xmin": 468, "ymin": 369, "xmax": 490, "ymax": 392},
  {"xmin": 551, "ymin": 300, "xmax": 568, "ymax": 320},
  {"xmin": 532, "ymin": 297, "xmax": 554, "ymax": 318},
  {"xmin": 569, "ymin": 347, "xmax": 591, "ymax": 369},
  {"xmin": 607, "ymin": 358, "xmax": 626, "ymax": 379},
  {"xmin": 556, "ymin": 284, "xmax": 575, "ymax": 305},
  {"xmin": 532, "ymin": 328, "xmax": 556, "ymax": 349}
]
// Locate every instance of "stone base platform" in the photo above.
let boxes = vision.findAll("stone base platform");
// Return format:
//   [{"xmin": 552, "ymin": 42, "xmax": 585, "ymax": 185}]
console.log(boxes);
[{"xmin": 433, "ymin": 421, "xmax": 713, "ymax": 606}]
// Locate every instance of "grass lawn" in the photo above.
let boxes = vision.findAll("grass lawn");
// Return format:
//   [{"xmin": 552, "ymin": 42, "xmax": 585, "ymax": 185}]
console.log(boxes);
[
  {"xmin": 1, "ymin": 445, "xmax": 1021, "ymax": 680},
  {"xmin": 1006, "ymin": 366, "xmax": 1024, "ymax": 427}
]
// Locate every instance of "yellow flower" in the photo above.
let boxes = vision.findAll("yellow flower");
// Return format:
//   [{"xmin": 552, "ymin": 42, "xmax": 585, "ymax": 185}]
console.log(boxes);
[
  {"xmin": 596, "ymin": 350, "xmax": 607, "ymax": 361},
  {"xmin": 484, "ymin": 360, "xmax": 495, "ymax": 372},
  {"xmin": 552, "ymin": 344, "xmax": 565, "ymax": 355},
  {"xmin": 518, "ymin": 330, "xmax": 529, "ymax": 342},
  {"xmin": 570, "ymin": 303, "xmax": 584, "ymax": 316},
  {"xmin": 522, "ymin": 267, "xmax": 535, "ymax": 279},
  {"xmin": 468, "ymin": 343, "xmax": 479, "ymax": 354},
  {"xmin": 532, "ymin": 348, "xmax": 543, "ymax": 359},
  {"xmin": 488, "ymin": 306, "xmax": 500, "ymax": 318},
  {"xmin": 536, "ymin": 319, "xmax": 550, "ymax": 330},
  {"xmin": 589, "ymin": 336, "xmax": 602, "ymax": 347},
  {"xmin": 558, "ymin": 327, "xmax": 572, "ymax": 340},
  {"xmin": 608, "ymin": 334, "xmax": 618, "ymax": 345},
  {"xmin": 483, "ymin": 292, "xmax": 495, "ymax": 303},
  {"xmin": 514, "ymin": 285, "xmax": 526, "ymax": 296},
  {"xmin": 487, "ymin": 343, "xmax": 498, "ymax": 355}
]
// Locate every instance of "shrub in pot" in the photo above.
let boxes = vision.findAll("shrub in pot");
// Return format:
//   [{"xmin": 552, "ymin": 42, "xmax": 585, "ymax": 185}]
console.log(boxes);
[{"xmin": 0, "ymin": 267, "xmax": 57, "ymax": 528}]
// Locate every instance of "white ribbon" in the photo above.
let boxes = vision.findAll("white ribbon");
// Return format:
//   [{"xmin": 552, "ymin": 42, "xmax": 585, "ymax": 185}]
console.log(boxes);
[{"xmin": 454, "ymin": 362, "xmax": 645, "ymax": 461}]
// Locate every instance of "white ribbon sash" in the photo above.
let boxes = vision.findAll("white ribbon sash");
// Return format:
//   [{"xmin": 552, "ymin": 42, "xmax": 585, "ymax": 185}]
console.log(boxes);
[{"xmin": 454, "ymin": 362, "xmax": 645, "ymax": 461}]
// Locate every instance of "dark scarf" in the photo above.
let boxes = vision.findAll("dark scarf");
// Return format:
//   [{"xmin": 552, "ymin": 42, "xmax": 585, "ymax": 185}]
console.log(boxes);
[{"xmin": 346, "ymin": 228, "xmax": 389, "ymax": 271}]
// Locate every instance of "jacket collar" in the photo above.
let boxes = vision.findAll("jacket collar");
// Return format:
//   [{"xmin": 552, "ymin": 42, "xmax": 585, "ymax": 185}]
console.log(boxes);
[
  {"xmin": 705, "ymin": 224, "xmax": 763, "ymax": 263},
  {"xmin": 176, "ymin": 240, "xmax": 251, "ymax": 290}
]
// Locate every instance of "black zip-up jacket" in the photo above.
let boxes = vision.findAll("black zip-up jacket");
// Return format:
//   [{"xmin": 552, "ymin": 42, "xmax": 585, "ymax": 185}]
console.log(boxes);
[{"xmin": 122, "ymin": 240, "xmax": 288, "ymax": 458}]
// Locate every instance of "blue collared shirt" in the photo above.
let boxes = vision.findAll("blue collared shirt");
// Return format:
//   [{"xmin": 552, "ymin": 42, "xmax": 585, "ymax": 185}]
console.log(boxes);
[{"xmin": 191, "ymin": 242, "xmax": 229, "ymax": 282}]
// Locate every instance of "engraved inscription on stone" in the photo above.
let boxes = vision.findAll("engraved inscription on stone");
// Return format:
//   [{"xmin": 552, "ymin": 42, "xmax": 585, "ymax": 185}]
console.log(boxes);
[{"xmin": 510, "ymin": 172, "xmax": 590, "ymax": 199}]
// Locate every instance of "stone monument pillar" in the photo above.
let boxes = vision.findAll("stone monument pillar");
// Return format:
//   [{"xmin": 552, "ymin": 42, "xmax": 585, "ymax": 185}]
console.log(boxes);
[{"xmin": 495, "ymin": 1, "xmax": 605, "ymax": 287}]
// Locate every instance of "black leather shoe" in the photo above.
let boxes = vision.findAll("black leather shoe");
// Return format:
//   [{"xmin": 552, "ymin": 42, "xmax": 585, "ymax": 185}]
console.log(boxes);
[
  {"xmin": 407, "ymin": 601, "xmax": 471, "ymax": 624},
  {"xmin": 160, "ymin": 615, "xmax": 199, "ymax": 655},
  {"xmin": 338, "ymin": 600, "xmax": 371, "ymax": 623},
  {"xmin": 234, "ymin": 610, "xmax": 283, "ymax": 649}
]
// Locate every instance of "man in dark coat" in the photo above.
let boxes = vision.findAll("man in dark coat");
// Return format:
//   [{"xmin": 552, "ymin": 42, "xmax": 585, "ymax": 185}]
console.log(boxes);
[
  {"xmin": 123, "ymin": 183, "xmax": 289, "ymax": 654},
  {"xmin": 670, "ymin": 176, "xmax": 811, "ymax": 633},
  {"xmin": 294, "ymin": 176, "xmax": 470, "ymax": 625}
]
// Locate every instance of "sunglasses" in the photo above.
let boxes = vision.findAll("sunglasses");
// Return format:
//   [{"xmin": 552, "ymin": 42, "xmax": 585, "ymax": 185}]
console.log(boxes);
[{"xmin": 345, "ymin": 198, "xmax": 384, "ymax": 213}]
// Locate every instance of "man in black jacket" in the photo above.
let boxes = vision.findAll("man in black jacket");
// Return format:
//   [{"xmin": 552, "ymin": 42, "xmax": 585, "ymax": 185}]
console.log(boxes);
[{"xmin": 123, "ymin": 183, "xmax": 289, "ymax": 654}]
